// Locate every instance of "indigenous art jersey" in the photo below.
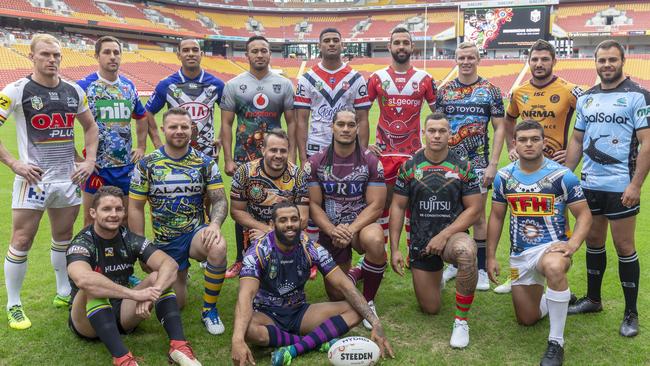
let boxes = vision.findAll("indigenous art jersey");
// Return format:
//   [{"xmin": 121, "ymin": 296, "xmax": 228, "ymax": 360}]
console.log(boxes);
[
  {"xmin": 240, "ymin": 231, "xmax": 337, "ymax": 308},
  {"xmin": 306, "ymin": 147, "xmax": 385, "ymax": 225},
  {"xmin": 493, "ymin": 158, "xmax": 586, "ymax": 254},
  {"xmin": 221, "ymin": 72, "xmax": 294, "ymax": 163},
  {"xmin": 146, "ymin": 70, "xmax": 224, "ymax": 156},
  {"xmin": 436, "ymin": 77, "xmax": 505, "ymax": 169},
  {"xmin": 574, "ymin": 77, "xmax": 650, "ymax": 192},
  {"xmin": 230, "ymin": 158, "xmax": 309, "ymax": 223},
  {"xmin": 394, "ymin": 151, "xmax": 480, "ymax": 250},
  {"xmin": 129, "ymin": 147, "xmax": 224, "ymax": 245},
  {"xmin": 294, "ymin": 63, "xmax": 371, "ymax": 155},
  {"xmin": 77, "ymin": 72, "xmax": 146, "ymax": 168},
  {"xmin": 66, "ymin": 225, "xmax": 157, "ymax": 298},
  {"xmin": 507, "ymin": 76, "xmax": 582, "ymax": 157},
  {"xmin": 0, "ymin": 76, "xmax": 89, "ymax": 183},
  {"xmin": 367, "ymin": 66, "xmax": 437, "ymax": 156}
]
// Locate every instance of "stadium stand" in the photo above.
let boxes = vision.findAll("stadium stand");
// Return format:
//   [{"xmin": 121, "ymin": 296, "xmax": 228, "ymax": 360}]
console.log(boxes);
[{"xmin": 554, "ymin": 1, "xmax": 650, "ymax": 32}]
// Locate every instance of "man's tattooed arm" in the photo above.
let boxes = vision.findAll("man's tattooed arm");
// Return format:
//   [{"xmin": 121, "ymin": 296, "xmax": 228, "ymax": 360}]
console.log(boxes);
[{"xmin": 207, "ymin": 188, "xmax": 228, "ymax": 226}]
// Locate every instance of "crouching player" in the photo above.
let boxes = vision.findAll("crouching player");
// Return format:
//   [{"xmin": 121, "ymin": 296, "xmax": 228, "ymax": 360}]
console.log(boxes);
[
  {"xmin": 487, "ymin": 121, "xmax": 592, "ymax": 366},
  {"xmin": 230, "ymin": 202, "xmax": 394, "ymax": 366},
  {"xmin": 67, "ymin": 186, "xmax": 201, "ymax": 366}
]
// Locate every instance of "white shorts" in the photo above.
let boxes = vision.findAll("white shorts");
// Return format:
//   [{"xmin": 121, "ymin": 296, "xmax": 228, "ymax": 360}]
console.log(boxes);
[
  {"xmin": 12, "ymin": 178, "xmax": 81, "ymax": 210},
  {"xmin": 509, "ymin": 242, "xmax": 557, "ymax": 286}
]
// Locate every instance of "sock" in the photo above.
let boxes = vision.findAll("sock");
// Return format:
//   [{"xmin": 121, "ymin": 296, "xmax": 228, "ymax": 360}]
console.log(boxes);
[
  {"xmin": 618, "ymin": 252, "xmax": 639, "ymax": 314},
  {"xmin": 235, "ymin": 223, "xmax": 245, "ymax": 262},
  {"xmin": 202, "ymin": 262, "xmax": 225, "ymax": 313},
  {"xmin": 86, "ymin": 298, "xmax": 129, "ymax": 358},
  {"xmin": 5, "ymin": 246, "xmax": 28, "ymax": 308},
  {"xmin": 155, "ymin": 289, "xmax": 186, "ymax": 341},
  {"xmin": 454, "ymin": 292, "xmax": 474, "ymax": 321},
  {"xmin": 305, "ymin": 221, "xmax": 319, "ymax": 244},
  {"xmin": 405, "ymin": 209, "xmax": 411, "ymax": 248},
  {"xmin": 586, "ymin": 246, "xmax": 606, "ymax": 302},
  {"xmin": 291, "ymin": 315, "xmax": 349, "ymax": 357},
  {"xmin": 362, "ymin": 258, "xmax": 386, "ymax": 302},
  {"xmin": 51, "ymin": 239, "xmax": 71, "ymax": 297},
  {"xmin": 266, "ymin": 324, "xmax": 301, "ymax": 347},
  {"xmin": 378, "ymin": 208, "xmax": 389, "ymax": 244},
  {"xmin": 347, "ymin": 266, "xmax": 362, "ymax": 286},
  {"xmin": 475, "ymin": 239, "xmax": 487, "ymax": 271},
  {"xmin": 546, "ymin": 288, "xmax": 570, "ymax": 347},
  {"xmin": 539, "ymin": 294, "xmax": 548, "ymax": 319}
]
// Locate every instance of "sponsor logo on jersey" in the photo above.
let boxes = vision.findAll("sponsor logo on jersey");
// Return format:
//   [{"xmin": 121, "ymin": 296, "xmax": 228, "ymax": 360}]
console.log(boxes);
[
  {"xmin": 506, "ymin": 193, "xmax": 555, "ymax": 216},
  {"xmin": 31, "ymin": 113, "xmax": 76, "ymax": 139},
  {"xmin": 172, "ymin": 87, "xmax": 182, "ymax": 98},
  {"xmin": 96, "ymin": 99, "xmax": 132, "ymax": 123},
  {"xmin": 253, "ymin": 93, "xmax": 269, "ymax": 109},
  {"xmin": 104, "ymin": 263, "xmax": 133, "ymax": 273},
  {"xmin": 48, "ymin": 92, "xmax": 59, "ymax": 101},
  {"xmin": 31, "ymin": 96, "xmax": 43, "ymax": 110},
  {"xmin": 419, "ymin": 195, "xmax": 451, "ymax": 211},
  {"xmin": 67, "ymin": 97, "xmax": 78, "ymax": 108},
  {"xmin": 321, "ymin": 181, "xmax": 364, "ymax": 195},
  {"xmin": 385, "ymin": 97, "xmax": 422, "ymax": 108},
  {"xmin": 522, "ymin": 107, "xmax": 556, "ymax": 121},
  {"xmin": 240, "ymin": 84, "xmax": 248, "ymax": 93},
  {"xmin": 636, "ymin": 105, "xmax": 650, "ymax": 118},
  {"xmin": 151, "ymin": 183, "xmax": 203, "ymax": 196},
  {"xmin": 0, "ymin": 93, "xmax": 11, "ymax": 109},
  {"xmin": 180, "ymin": 101, "xmax": 210, "ymax": 119},
  {"xmin": 67, "ymin": 245, "xmax": 91, "ymax": 257},
  {"xmin": 583, "ymin": 112, "xmax": 630, "ymax": 124}
]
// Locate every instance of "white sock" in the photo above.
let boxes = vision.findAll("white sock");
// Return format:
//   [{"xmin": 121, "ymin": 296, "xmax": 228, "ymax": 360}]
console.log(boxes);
[
  {"xmin": 51, "ymin": 239, "xmax": 71, "ymax": 297},
  {"xmin": 539, "ymin": 293, "xmax": 548, "ymax": 319},
  {"xmin": 546, "ymin": 287, "xmax": 570, "ymax": 347},
  {"xmin": 5, "ymin": 246, "xmax": 28, "ymax": 309}
]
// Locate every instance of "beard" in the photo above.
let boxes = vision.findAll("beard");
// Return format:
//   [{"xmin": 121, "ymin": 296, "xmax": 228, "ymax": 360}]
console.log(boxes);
[
  {"xmin": 391, "ymin": 51, "xmax": 411, "ymax": 64},
  {"xmin": 276, "ymin": 228, "xmax": 301, "ymax": 247},
  {"xmin": 598, "ymin": 67, "xmax": 623, "ymax": 83},
  {"xmin": 532, "ymin": 68, "xmax": 552, "ymax": 81}
]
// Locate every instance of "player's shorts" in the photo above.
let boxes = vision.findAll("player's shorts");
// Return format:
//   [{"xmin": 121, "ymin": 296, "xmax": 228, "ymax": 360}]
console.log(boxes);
[
  {"xmin": 408, "ymin": 243, "xmax": 444, "ymax": 272},
  {"xmin": 380, "ymin": 155, "xmax": 410, "ymax": 185},
  {"xmin": 319, "ymin": 234, "xmax": 353, "ymax": 266},
  {"xmin": 509, "ymin": 241, "xmax": 570, "ymax": 286},
  {"xmin": 156, "ymin": 224, "xmax": 207, "ymax": 271},
  {"xmin": 306, "ymin": 143, "xmax": 325, "ymax": 158},
  {"xmin": 583, "ymin": 188, "xmax": 639, "ymax": 220},
  {"xmin": 68, "ymin": 298, "xmax": 133, "ymax": 340},
  {"xmin": 474, "ymin": 167, "xmax": 491, "ymax": 194},
  {"xmin": 12, "ymin": 178, "xmax": 81, "ymax": 210},
  {"xmin": 83, "ymin": 165, "xmax": 134, "ymax": 195},
  {"xmin": 255, "ymin": 303, "xmax": 311, "ymax": 334}
]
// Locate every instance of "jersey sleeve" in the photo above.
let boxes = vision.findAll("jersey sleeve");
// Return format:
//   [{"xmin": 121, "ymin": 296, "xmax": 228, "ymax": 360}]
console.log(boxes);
[
  {"xmin": 309, "ymin": 242, "xmax": 337, "ymax": 277},
  {"xmin": 492, "ymin": 171, "xmax": 507, "ymax": 203},
  {"xmin": 220, "ymin": 81, "xmax": 237, "ymax": 112},
  {"xmin": 240, "ymin": 243, "xmax": 264, "ymax": 280},
  {"xmin": 230, "ymin": 163, "xmax": 249, "ymax": 201},
  {"xmin": 490, "ymin": 86, "xmax": 505, "ymax": 118},
  {"xmin": 574, "ymin": 97, "xmax": 586, "ymax": 132},
  {"xmin": 562, "ymin": 170, "xmax": 585, "ymax": 204},
  {"xmin": 366, "ymin": 73, "xmax": 379, "ymax": 103},
  {"xmin": 282, "ymin": 78, "xmax": 294, "ymax": 111},
  {"xmin": 393, "ymin": 158, "xmax": 412, "ymax": 196},
  {"xmin": 506, "ymin": 89, "xmax": 520, "ymax": 119},
  {"xmin": 366, "ymin": 152, "xmax": 386, "ymax": 186},
  {"xmin": 568, "ymin": 83, "xmax": 583, "ymax": 109},
  {"xmin": 305, "ymin": 155, "xmax": 320, "ymax": 187},
  {"xmin": 72, "ymin": 83, "xmax": 89, "ymax": 114},
  {"xmin": 206, "ymin": 157, "xmax": 224, "ymax": 190},
  {"xmin": 145, "ymin": 81, "xmax": 168, "ymax": 114},
  {"xmin": 0, "ymin": 83, "xmax": 20, "ymax": 126},
  {"xmin": 424, "ymin": 75, "xmax": 437, "ymax": 107},
  {"xmin": 129, "ymin": 159, "xmax": 149, "ymax": 200},
  {"xmin": 213, "ymin": 78, "xmax": 225, "ymax": 106},
  {"xmin": 633, "ymin": 90, "xmax": 650, "ymax": 131},
  {"xmin": 435, "ymin": 86, "xmax": 445, "ymax": 113},
  {"xmin": 128, "ymin": 233, "xmax": 158, "ymax": 264},
  {"xmin": 462, "ymin": 162, "xmax": 481, "ymax": 196},
  {"xmin": 130, "ymin": 82, "xmax": 147, "ymax": 119},
  {"xmin": 66, "ymin": 234, "xmax": 95, "ymax": 268},
  {"xmin": 294, "ymin": 167, "xmax": 310, "ymax": 205},
  {"xmin": 294, "ymin": 75, "xmax": 312, "ymax": 109},
  {"xmin": 353, "ymin": 74, "xmax": 371, "ymax": 110}
]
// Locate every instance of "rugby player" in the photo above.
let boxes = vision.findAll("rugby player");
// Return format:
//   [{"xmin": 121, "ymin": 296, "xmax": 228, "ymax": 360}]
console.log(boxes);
[
  {"xmin": 146, "ymin": 38, "xmax": 224, "ymax": 158},
  {"xmin": 221, "ymin": 35, "xmax": 296, "ymax": 279},
  {"xmin": 366, "ymin": 27, "xmax": 436, "ymax": 249},
  {"xmin": 566, "ymin": 40, "xmax": 650, "ymax": 337},
  {"xmin": 128, "ymin": 107, "xmax": 229, "ymax": 335},
  {"xmin": 437, "ymin": 42, "xmax": 507, "ymax": 291},
  {"xmin": 230, "ymin": 202, "xmax": 394, "ymax": 366},
  {"xmin": 67, "ymin": 186, "xmax": 201, "ymax": 366},
  {"xmin": 77, "ymin": 36, "xmax": 148, "ymax": 226},
  {"xmin": 390, "ymin": 112, "xmax": 482, "ymax": 348},
  {"xmin": 487, "ymin": 121, "xmax": 592, "ymax": 366},
  {"xmin": 307, "ymin": 110, "xmax": 387, "ymax": 330},
  {"xmin": 0, "ymin": 34, "xmax": 98, "ymax": 329},
  {"xmin": 498, "ymin": 39, "xmax": 583, "ymax": 294}
]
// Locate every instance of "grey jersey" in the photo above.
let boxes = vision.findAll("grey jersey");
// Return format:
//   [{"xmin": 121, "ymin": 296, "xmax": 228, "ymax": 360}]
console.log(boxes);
[{"xmin": 221, "ymin": 71, "xmax": 294, "ymax": 163}]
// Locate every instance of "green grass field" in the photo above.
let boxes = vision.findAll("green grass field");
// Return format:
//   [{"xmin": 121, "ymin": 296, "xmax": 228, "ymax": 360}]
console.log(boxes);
[{"xmin": 0, "ymin": 99, "xmax": 648, "ymax": 366}]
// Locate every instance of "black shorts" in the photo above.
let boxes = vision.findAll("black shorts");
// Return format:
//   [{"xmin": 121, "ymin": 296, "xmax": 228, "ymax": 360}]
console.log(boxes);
[
  {"xmin": 256, "ymin": 303, "xmax": 310, "ymax": 334},
  {"xmin": 68, "ymin": 298, "xmax": 133, "ymax": 340},
  {"xmin": 408, "ymin": 244, "xmax": 443, "ymax": 272},
  {"xmin": 583, "ymin": 188, "xmax": 640, "ymax": 220}
]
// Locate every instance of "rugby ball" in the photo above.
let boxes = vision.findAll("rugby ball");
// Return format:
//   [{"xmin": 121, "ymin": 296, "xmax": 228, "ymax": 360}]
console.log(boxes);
[{"xmin": 327, "ymin": 336, "xmax": 380, "ymax": 366}]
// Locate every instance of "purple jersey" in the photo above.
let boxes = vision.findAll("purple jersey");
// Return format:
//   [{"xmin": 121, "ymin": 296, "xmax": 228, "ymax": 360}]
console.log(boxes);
[
  {"xmin": 240, "ymin": 231, "xmax": 337, "ymax": 309},
  {"xmin": 306, "ymin": 147, "xmax": 385, "ymax": 225}
]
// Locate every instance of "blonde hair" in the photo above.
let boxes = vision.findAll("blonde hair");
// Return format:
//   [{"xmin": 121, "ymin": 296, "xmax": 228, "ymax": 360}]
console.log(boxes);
[
  {"xmin": 30, "ymin": 33, "xmax": 61, "ymax": 53},
  {"xmin": 456, "ymin": 41, "xmax": 480, "ymax": 59}
]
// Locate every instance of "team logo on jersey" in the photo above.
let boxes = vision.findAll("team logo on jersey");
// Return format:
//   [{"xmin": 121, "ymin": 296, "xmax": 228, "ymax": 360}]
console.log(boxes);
[
  {"xmin": 104, "ymin": 247, "xmax": 114, "ymax": 257},
  {"xmin": 303, "ymin": 161, "xmax": 312, "ymax": 176},
  {"xmin": 342, "ymin": 81, "xmax": 350, "ymax": 91},
  {"xmin": 253, "ymin": 93, "xmax": 269, "ymax": 109},
  {"xmin": 521, "ymin": 94, "xmax": 529, "ymax": 104},
  {"xmin": 414, "ymin": 168, "xmax": 423, "ymax": 180},
  {"xmin": 520, "ymin": 219, "xmax": 544, "ymax": 244},
  {"xmin": 67, "ymin": 97, "xmax": 78, "ymax": 108},
  {"xmin": 381, "ymin": 80, "xmax": 390, "ymax": 91},
  {"xmin": 247, "ymin": 183, "xmax": 266, "ymax": 202},
  {"xmin": 614, "ymin": 97, "xmax": 627, "ymax": 107},
  {"xmin": 172, "ymin": 87, "xmax": 182, "ymax": 98},
  {"xmin": 31, "ymin": 96, "xmax": 43, "ymax": 111},
  {"xmin": 584, "ymin": 97, "xmax": 593, "ymax": 109},
  {"xmin": 94, "ymin": 85, "xmax": 104, "ymax": 95},
  {"xmin": 506, "ymin": 193, "xmax": 555, "ymax": 216},
  {"xmin": 530, "ymin": 9, "xmax": 541, "ymax": 23},
  {"xmin": 315, "ymin": 81, "xmax": 323, "ymax": 91},
  {"xmin": 269, "ymin": 258, "xmax": 278, "ymax": 279},
  {"xmin": 240, "ymin": 84, "xmax": 248, "ymax": 93},
  {"xmin": 412, "ymin": 81, "xmax": 419, "ymax": 90},
  {"xmin": 273, "ymin": 84, "xmax": 281, "ymax": 94},
  {"xmin": 550, "ymin": 94, "xmax": 560, "ymax": 103}
]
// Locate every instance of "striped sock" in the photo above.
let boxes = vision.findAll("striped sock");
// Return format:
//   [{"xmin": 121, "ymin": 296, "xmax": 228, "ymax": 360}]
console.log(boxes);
[
  {"xmin": 454, "ymin": 292, "xmax": 474, "ymax": 321},
  {"xmin": 378, "ymin": 208, "xmax": 390, "ymax": 244},
  {"xmin": 156, "ymin": 289, "xmax": 185, "ymax": 341},
  {"xmin": 51, "ymin": 239, "xmax": 71, "ymax": 296},
  {"xmin": 291, "ymin": 315, "xmax": 349, "ymax": 357},
  {"xmin": 305, "ymin": 221, "xmax": 320, "ymax": 243},
  {"xmin": 266, "ymin": 324, "xmax": 301, "ymax": 347},
  {"xmin": 5, "ymin": 246, "xmax": 28, "ymax": 308},
  {"xmin": 86, "ymin": 298, "xmax": 129, "ymax": 358},
  {"xmin": 619, "ymin": 252, "xmax": 639, "ymax": 314},
  {"xmin": 586, "ymin": 246, "xmax": 606, "ymax": 302},
  {"xmin": 202, "ymin": 262, "xmax": 226, "ymax": 313},
  {"xmin": 405, "ymin": 209, "xmax": 411, "ymax": 248},
  {"xmin": 347, "ymin": 266, "xmax": 363, "ymax": 285},
  {"xmin": 362, "ymin": 259, "xmax": 386, "ymax": 302}
]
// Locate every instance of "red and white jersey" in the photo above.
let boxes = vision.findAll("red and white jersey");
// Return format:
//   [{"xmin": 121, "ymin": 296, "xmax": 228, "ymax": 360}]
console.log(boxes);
[
  {"xmin": 294, "ymin": 63, "xmax": 371, "ymax": 156},
  {"xmin": 367, "ymin": 66, "xmax": 436, "ymax": 156}
]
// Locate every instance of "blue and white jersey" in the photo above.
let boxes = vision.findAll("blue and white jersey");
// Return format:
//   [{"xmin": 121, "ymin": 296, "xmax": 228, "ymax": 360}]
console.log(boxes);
[
  {"xmin": 574, "ymin": 77, "xmax": 650, "ymax": 192},
  {"xmin": 493, "ymin": 158, "xmax": 586, "ymax": 255}
]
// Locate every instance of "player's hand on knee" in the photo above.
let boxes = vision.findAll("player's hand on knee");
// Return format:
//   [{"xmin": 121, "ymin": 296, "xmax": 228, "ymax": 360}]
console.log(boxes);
[
  {"xmin": 136, "ymin": 300, "xmax": 153, "ymax": 319},
  {"xmin": 390, "ymin": 251, "xmax": 405, "ymax": 276},
  {"xmin": 486, "ymin": 257, "xmax": 500, "ymax": 284},
  {"xmin": 202, "ymin": 224, "xmax": 223, "ymax": 250},
  {"xmin": 370, "ymin": 326, "xmax": 395, "ymax": 359},
  {"xmin": 425, "ymin": 234, "xmax": 447, "ymax": 256},
  {"xmin": 11, "ymin": 161, "xmax": 43, "ymax": 185},
  {"xmin": 231, "ymin": 341, "xmax": 255, "ymax": 366},
  {"xmin": 130, "ymin": 286, "xmax": 161, "ymax": 302},
  {"xmin": 545, "ymin": 241, "xmax": 578, "ymax": 258}
]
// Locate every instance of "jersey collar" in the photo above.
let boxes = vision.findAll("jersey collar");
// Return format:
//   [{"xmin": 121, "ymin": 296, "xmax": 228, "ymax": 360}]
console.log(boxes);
[
  {"xmin": 177, "ymin": 69, "xmax": 205, "ymax": 83},
  {"xmin": 529, "ymin": 75, "xmax": 557, "ymax": 90}
]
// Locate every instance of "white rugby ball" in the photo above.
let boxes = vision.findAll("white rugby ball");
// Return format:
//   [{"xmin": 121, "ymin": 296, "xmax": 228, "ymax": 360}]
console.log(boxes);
[{"xmin": 327, "ymin": 336, "xmax": 380, "ymax": 366}]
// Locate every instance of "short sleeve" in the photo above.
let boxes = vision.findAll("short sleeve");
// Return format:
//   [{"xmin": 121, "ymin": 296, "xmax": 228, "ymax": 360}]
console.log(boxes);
[
  {"xmin": 506, "ymin": 90, "xmax": 520, "ymax": 119},
  {"xmin": 366, "ymin": 73, "xmax": 379, "ymax": 103},
  {"xmin": 129, "ymin": 159, "xmax": 149, "ymax": 200},
  {"xmin": 294, "ymin": 76, "xmax": 312, "ymax": 109},
  {"xmin": 128, "ymin": 233, "xmax": 158, "ymax": 263},
  {"xmin": 72, "ymin": 83, "xmax": 89, "ymax": 114},
  {"xmin": 352, "ymin": 74, "xmax": 371, "ymax": 110},
  {"xmin": 492, "ymin": 172, "xmax": 507, "ymax": 203},
  {"xmin": 239, "ymin": 243, "xmax": 263, "ymax": 280},
  {"xmin": 424, "ymin": 75, "xmax": 437, "ymax": 107},
  {"xmin": 66, "ymin": 235, "xmax": 95, "ymax": 267},
  {"xmin": 393, "ymin": 159, "xmax": 411, "ymax": 196},
  {"xmin": 0, "ymin": 83, "xmax": 19, "ymax": 126},
  {"xmin": 305, "ymin": 155, "xmax": 320, "ymax": 186},
  {"xmin": 294, "ymin": 167, "xmax": 310, "ymax": 205},
  {"xmin": 462, "ymin": 162, "xmax": 481, "ymax": 196},
  {"xmin": 309, "ymin": 242, "xmax": 337, "ymax": 277},
  {"xmin": 563, "ymin": 170, "xmax": 586, "ymax": 204},
  {"xmin": 131, "ymin": 83, "xmax": 147, "ymax": 119},
  {"xmin": 230, "ymin": 164, "xmax": 249, "ymax": 201},
  {"xmin": 282, "ymin": 78, "xmax": 294, "ymax": 111},
  {"xmin": 220, "ymin": 81, "xmax": 237, "ymax": 112},
  {"xmin": 490, "ymin": 86, "xmax": 505, "ymax": 118},
  {"xmin": 633, "ymin": 90, "xmax": 650, "ymax": 131},
  {"xmin": 145, "ymin": 81, "xmax": 167, "ymax": 114},
  {"xmin": 574, "ymin": 97, "xmax": 586, "ymax": 131},
  {"xmin": 366, "ymin": 152, "xmax": 385, "ymax": 186},
  {"xmin": 568, "ymin": 84, "xmax": 583, "ymax": 109},
  {"xmin": 206, "ymin": 157, "xmax": 224, "ymax": 190},
  {"xmin": 435, "ymin": 87, "xmax": 445, "ymax": 113}
]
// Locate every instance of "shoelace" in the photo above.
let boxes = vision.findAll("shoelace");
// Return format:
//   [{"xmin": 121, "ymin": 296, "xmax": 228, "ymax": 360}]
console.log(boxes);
[
  {"xmin": 206, "ymin": 310, "xmax": 221, "ymax": 324},
  {"xmin": 174, "ymin": 342, "xmax": 196, "ymax": 359},
  {"xmin": 544, "ymin": 343, "xmax": 560, "ymax": 358},
  {"xmin": 9, "ymin": 306, "xmax": 25, "ymax": 322}
]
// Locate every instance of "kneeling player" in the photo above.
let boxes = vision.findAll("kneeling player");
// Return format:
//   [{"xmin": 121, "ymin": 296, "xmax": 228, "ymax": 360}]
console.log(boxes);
[
  {"xmin": 486, "ymin": 121, "xmax": 592, "ymax": 366},
  {"xmin": 230, "ymin": 202, "xmax": 394, "ymax": 366},
  {"xmin": 389, "ymin": 113, "xmax": 482, "ymax": 349},
  {"xmin": 67, "ymin": 186, "xmax": 200, "ymax": 366}
]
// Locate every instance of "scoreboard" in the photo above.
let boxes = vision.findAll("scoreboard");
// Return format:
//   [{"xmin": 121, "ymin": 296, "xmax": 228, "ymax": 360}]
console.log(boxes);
[{"xmin": 463, "ymin": 6, "xmax": 550, "ymax": 50}]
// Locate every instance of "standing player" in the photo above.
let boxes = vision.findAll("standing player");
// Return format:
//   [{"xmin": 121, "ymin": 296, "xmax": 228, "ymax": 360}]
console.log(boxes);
[
  {"xmin": 129, "ymin": 108, "xmax": 229, "ymax": 336},
  {"xmin": 0, "ymin": 34, "xmax": 98, "ymax": 329},
  {"xmin": 307, "ymin": 110, "xmax": 387, "ymax": 330},
  {"xmin": 565, "ymin": 40, "xmax": 650, "ymax": 337},
  {"xmin": 437, "ymin": 42, "xmax": 506, "ymax": 291},
  {"xmin": 498, "ymin": 39, "xmax": 583, "ymax": 293},
  {"xmin": 390, "ymin": 113, "xmax": 482, "ymax": 348},
  {"xmin": 220, "ymin": 36, "xmax": 296, "ymax": 279},
  {"xmin": 366, "ymin": 27, "xmax": 436, "ymax": 246},
  {"xmin": 77, "ymin": 36, "xmax": 148, "ymax": 226},
  {"xmin": 487, "ymin": 121, "xmax": 592, "ymax": 366},
  {"xmin": 146, "ymin": 38, "xmax": 224, "ymax": 158}
]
